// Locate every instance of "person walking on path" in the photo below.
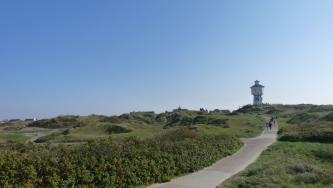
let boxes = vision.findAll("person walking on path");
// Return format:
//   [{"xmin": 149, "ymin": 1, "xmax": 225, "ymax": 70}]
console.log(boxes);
[
  {"xmin": 269, "ymin": 122, "xmax": 272, "ymax": 130},
  {"xmin": 265, "ymin": 122, "xmax": 269, "ymax": 131},
  {"xmin": 268, "ymin": 116, "xmax": 275, "ymax": 130},
  {"xmin": 149, "ymin": 118, "xmax": 278, "ymax": 188}
]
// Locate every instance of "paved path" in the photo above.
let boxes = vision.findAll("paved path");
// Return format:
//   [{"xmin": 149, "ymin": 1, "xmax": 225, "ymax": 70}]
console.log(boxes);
[{"xmin": 149, "ymin": 126, "xmax": 278, "ymax": 188}]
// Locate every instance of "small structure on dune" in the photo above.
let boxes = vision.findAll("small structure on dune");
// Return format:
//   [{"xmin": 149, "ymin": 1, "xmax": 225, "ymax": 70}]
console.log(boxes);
[{"xmin": 251, "ymin": 80, "xmax": 264, "ymax": 106}]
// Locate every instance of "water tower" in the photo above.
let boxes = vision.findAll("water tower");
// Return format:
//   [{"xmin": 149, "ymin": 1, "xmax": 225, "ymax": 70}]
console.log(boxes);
[{"xmin": 250, "ymin": 80, "xmax": 264, "ymax": 106}]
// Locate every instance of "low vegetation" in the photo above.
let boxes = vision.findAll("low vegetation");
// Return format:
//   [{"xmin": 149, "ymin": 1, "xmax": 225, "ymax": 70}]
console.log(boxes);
[
  {"xmin": 220, "ymin": 104, "xmax": 333, "ymax": 188},
  {"xmin": 278, "ymin": 123, "xmax": 333, "ymax": 143},
  {"xmin": 106, "ymin": 125, "xmax": 132, "ymax": 134},
  {"xmin": 321, "ymin": 112, "xmax": 333, "ymax": 122},
  {"xmin": 8, "ymin": 104, "xmax": 333, "ymax": 187},
  {"xmin": 221, "ymin": 142, "xmax": 333, "ymax": 188},
  {"xmin": 0, "ymin": 108, "xmax": 265, "ymax": 187},
  {"xmin": 0, "ymin": 128, "xmax": 242, "ymax": 188},
  {"xmin": 0, "ymin": 133, "xmax": 29, "ymax": 144},
  {"xmin": 27, "ymin": 116, "xmax": 84, "ymax": 129},
  {"xmin": 286, "ymin": 113, "xmax": 319, "ymax": 124},
  {"xmin": 17, "ymin": 109, "xmax": 262, "ymax": 144}
]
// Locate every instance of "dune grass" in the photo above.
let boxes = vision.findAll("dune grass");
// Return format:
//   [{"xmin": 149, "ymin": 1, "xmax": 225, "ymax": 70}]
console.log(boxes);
[
  {"xmin": 0, "ymin": 133, "xmax": 29, "ymax": 144},
  {"xmin": 23, "ymin": 110, "xmax": 264, "ymax": 144},
  {"xmin": 220, "ymin": 142, "xmax": 333, "ymax": 188},
  {"xmin": 195, "ymin": 114, "xmax": 264, "ymax": 138},
  {"xmin": 220, "ymin": 105, "xmax": 333, "ymax": 188},
  {"xmin": 34, "ymin": 122, "xmax": 165, "ymax": 143}
]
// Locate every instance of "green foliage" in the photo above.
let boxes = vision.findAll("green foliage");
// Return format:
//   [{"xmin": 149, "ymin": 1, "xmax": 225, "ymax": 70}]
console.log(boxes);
[
  {"xmin": 106, "ymin": 125, "xmax": 132, "ymax": 134},
  {"xmin": 34, "ymin": 132, "xmax": 63, "ymax": 143},
  {"xmin": 0, "ymin": 134, "xmax": 29, "ymax": 144},
  {"xmin": 308, "ymin": 105, "xmax": 333, "ymax": 113},
  {"xmin": 154, "ymin": 128, "xmax": 198, "ymax": 142},
  {"xmin": 30, "ymin": 112, "xmax": 261, "ymax": 143},
  {"xmin": 0, "ymin": 128, "xmax": 242, "ymax": 188},
  {"xmin": 0, "ymin": 121, "xmax": 28, "ymax": 128},
  {"xmin": 312, "ymin": 148, "xmax": 333, "ymax": 162},
  {"xmin": 3, "ymin": 125, "xmax": 24, "ymax": 131},
  {"xmin": 100, "ymin": 116, "xmax": 123, "ymax": 124},
  {"xmin": 321, "ymin": 112, "xmax": 333, "ymax": 122},
  {"xmin": 27, "ymin": 116, "xmax": 84, "ymax": 129},
  {"xmin": 277, "ymin": 105, "xmax": 333, "ymax": 143},
  {"xmin": 192, "ymin": 115, "xmax": 228, "ymax": 126},
  {"xmin": 278, "ymin": 123, "xmax": 333, "ymax": 143},
  {"xmin": 163, "ymin": 112, "xmax": 230, "ymax": 128},
  {"xmin": 287, "ymin": 113, "xmax": 319, "ymax": 124},
  {"xmin": 221, "ymin": 142, "xmax": 333, "ymax": 188},
  {"xmin": 234, "ymin": 104, "xmax": 281, "ymax": 115},
  {"xmin": 221, "ymin": 105, "xmax": 333, "ymax": 188},
  {"xmin": 235, "ymin": 104, "xmax": 333, "ymax": 119},
  {"xmin": 164, "ymin": 113, "xmax": 192, "ymax": 127}
]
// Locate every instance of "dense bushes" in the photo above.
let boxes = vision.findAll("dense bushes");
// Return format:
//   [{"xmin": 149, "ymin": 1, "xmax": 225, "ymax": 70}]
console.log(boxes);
[
  {"xmin": 28, "ymin": 116, "xmax": 84, "ymax": 129},
  {"xmin": 164, "ymin": 114, "xmax": 229, "ymax": 128},
  {"xmin": 101, "ymin": 112, "xmax": 157, "ymax": 125},
  {"xmin": 278, "ymin": 123, "xmax": 333, "ymax": 143},
  {"xmin": 0, "ymin": 128, "xmax": 242, "ymax": 187},
  {"xmin": 193, "ymin": 116, "xmax": 228, "ymax": 126}
]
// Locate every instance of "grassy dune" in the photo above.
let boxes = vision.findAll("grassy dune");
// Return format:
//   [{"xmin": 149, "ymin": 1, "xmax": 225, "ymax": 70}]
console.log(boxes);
[
  {"xmin": 0, "ymin": 110, "xmax": 263, "ymax": 144},
  {"xmin": 221, "ymin": 142, "xmax": 333, "ymax": 188},
  {"xmin": 2, "ymin": 104, "xmax": 332, "ymax": 187},
  {"xmin": 0, "ymin": 133, "xmax": 29, "ymax": 144},
  {"xmin": 220, "ymin": 104, "xmax": 333, "ymax": 188}
]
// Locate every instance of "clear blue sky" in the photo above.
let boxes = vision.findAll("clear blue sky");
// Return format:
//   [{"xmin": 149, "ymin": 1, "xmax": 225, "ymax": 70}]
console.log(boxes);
[{"xmin": 1, "ymin": 0, "xmax": 333, "ymax": 119}]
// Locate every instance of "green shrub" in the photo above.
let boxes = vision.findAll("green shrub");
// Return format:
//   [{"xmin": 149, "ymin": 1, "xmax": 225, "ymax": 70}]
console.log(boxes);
[
  {"xmin": 34, "ymin": 132, "xmax": 62, "ymax": 143},
  {"xmin": 278, "ymin": 124, "xmax": 333, "ymax": 143},
  {"xmin": 321, "ymin": 112, "xmax": 333, "ymax": 122},
  {"xmin": 192, "ymin": 116, "xmax": 228, "ymax": 126},
  {"xmin": 308, "ymin": 105, "xmax": 333, "ymax": 113},
  {"xmin": 100, "ymin": 116, "xmax": 122, "ymax": 123},
  {"xmin": 294, "ymin": 172, "xmax": 322, "ymax": 184},
  {"xmin": 155, "ymin": 128, "xmax": 198, "ymax": 142},
  {"xmin": 28, "ymin": 116, "xmax": 83, "ymax": 129},
  {"xmin": 0, "ymin": 128, "xmax": 242, "ymax": 188},
  {"xmin": 312, "ymin": 148, "xmax": 333, "ymax": 162},
  {"xmin": 287, "ymin": 163, "xmax": 318, "ymax": 174},
  {"xmin": 287, "ymin": 113, "xmax": 318, "ymax": 124},
  {"xmin": 193, "ymin": 115, "xmax": 208, "ymax": 124},
  {"xmin": 106, "ymin": 125, "xmax": 132, "ymax": 134},
  {"xmin": 3, "ymin": 126, "xmax": 24, "ymax": 131},
  {"xmin": 208, "ymin": 118, "xmax": 228, "ymax": 126}
]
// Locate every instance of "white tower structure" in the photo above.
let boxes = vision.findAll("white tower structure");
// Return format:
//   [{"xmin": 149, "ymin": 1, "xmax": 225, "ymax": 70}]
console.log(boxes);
[{"xmin": 251, "ymin": 80, "xmax": 264, "ymax": 106}]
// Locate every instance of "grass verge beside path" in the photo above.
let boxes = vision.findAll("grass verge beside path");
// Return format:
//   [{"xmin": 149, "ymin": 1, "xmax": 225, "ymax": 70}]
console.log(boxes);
[{"xmin": 220, "ymin": 142, "xmax": 333, "ymax": 188}]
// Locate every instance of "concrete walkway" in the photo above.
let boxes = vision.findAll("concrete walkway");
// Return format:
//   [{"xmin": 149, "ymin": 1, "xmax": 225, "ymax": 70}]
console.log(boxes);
[{"xmin": 149, "ymin": 126, "xmax": 278, "ymax": 188}]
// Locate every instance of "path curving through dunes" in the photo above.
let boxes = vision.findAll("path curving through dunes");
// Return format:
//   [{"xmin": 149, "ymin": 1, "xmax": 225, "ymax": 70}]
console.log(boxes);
[{"xmin": 149, "ymin": 124, "xmax": 278, "ymax": 188}]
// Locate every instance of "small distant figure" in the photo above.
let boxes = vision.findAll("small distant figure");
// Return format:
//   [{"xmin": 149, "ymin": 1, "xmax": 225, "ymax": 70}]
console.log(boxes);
[
  {"xmin": 269, "ymin": 122, "xmax": 272, "ymax": 130},
  {"xmin": 268, "ymin": 116, "xmax": 275, "ymax": 130}
]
